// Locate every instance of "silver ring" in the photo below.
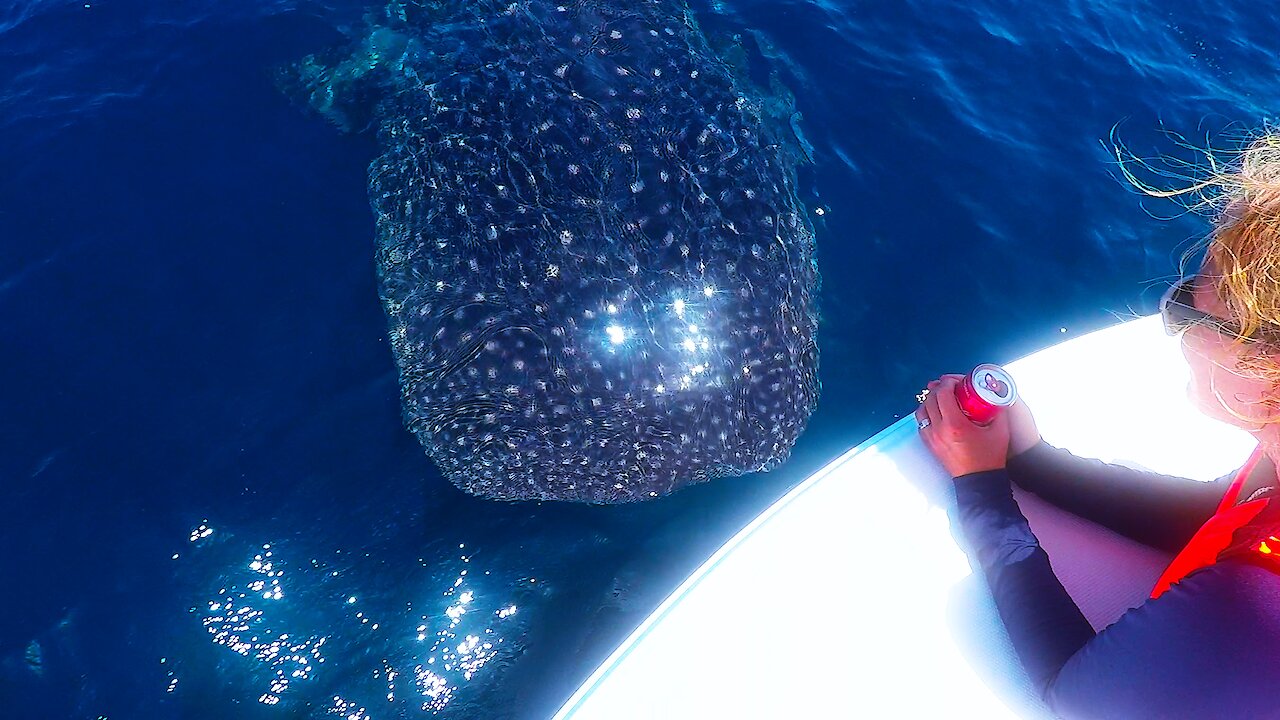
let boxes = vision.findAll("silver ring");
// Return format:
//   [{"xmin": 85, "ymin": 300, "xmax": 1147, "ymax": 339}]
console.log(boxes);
[{"xmin": 918, "ymin": 418, "xmax": 931, "ymax": 429}]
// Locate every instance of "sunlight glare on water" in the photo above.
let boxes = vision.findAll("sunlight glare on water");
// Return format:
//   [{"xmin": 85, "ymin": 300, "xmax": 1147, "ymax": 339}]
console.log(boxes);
[{"xmin": 187, "ymin": 526, "xmax": 520, "ymax": 713}]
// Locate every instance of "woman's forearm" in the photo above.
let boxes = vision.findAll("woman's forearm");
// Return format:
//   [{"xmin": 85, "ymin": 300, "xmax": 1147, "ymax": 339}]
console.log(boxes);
[
  {"xmin": 949, "ymin": 467, "xmax": 1097, "ymax": 697},
  {"xmin": 1005, "ymin": 440, "xmax": 1227, "ymax": 554}
]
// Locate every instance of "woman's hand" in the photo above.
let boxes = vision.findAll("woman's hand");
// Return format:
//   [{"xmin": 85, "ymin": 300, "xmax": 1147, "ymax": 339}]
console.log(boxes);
[
  {"xmin": 915, "ymin": 375, "xmax": 1011, "ymax": 478},
  {"xmin": 1005, "ymin": 392, "xmax": 1043, "ymax": 459}
]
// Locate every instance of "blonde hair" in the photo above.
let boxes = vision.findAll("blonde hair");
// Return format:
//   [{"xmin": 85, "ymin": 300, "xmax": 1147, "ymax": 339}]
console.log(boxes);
[{"xmin": 1114, "ymin": 126, "xmax": 1280, "ymax": 426}]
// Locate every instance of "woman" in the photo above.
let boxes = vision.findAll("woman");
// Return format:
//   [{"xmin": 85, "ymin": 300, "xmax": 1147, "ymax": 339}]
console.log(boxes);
[{"xmin": 915, "ymin": 138, "xmax": 1280, "ymax": 719}]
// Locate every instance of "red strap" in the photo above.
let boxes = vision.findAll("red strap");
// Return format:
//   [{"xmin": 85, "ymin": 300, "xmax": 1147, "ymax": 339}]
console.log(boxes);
[
  {"xmin": 1214, "ymin": 444, "xmax": 1263, "ymax": 514},
  {"xmin": 1150, "ymin": 445, "xmax": 1269, "ymax": 600}
]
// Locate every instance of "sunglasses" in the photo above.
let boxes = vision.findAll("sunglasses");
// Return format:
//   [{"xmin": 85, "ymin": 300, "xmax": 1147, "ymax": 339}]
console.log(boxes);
[{"xmin": 1159, "ymin": 276, "xmax": 1280, "ymax": 344}]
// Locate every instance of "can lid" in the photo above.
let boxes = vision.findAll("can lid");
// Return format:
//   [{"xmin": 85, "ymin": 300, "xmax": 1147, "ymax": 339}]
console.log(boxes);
[{"xmin": 970, "ymin": 363, "xmax": 1018, "ymax": 408}]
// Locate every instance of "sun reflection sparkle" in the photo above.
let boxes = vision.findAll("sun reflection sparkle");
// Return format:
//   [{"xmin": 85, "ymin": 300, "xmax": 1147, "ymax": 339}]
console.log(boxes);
[{"xmin": 183, "ymin": 528, "xmax": 521, "ymax": 714}]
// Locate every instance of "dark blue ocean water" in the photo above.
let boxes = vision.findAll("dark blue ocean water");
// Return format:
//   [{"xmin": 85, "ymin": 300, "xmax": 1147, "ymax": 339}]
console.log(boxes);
[{"xmin": 2, "ymin": 0, "xmax": 1276, "ymax": 717}]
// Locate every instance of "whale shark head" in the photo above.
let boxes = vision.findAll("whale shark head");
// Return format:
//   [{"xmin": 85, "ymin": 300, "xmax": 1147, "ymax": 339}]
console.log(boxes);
[{"xmin": 284, "ymin": 0, "xmax": 821, "ymax": 502}]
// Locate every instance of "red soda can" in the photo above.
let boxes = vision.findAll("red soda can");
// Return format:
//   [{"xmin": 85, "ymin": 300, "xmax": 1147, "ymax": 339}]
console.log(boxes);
[{"xmin": 955, "ymin": 363, "xmax": 1018, "ymax": 426}]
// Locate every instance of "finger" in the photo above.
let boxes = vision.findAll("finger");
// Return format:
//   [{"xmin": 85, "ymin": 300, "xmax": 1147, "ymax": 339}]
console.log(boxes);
[
  {"xmin": 916, "ymin": 402, "xmax": 934, "ymax": 424},
  {"xmin": 923, "ymin": 383, "xmax": 942, "ymax": 425},
  {"xmin": 934, "ymin": 376, "xmax": 962, "ymax": 425},
  {"xmin": 914, "ymin": 406, "xmax": 936, "ymax": 450}
]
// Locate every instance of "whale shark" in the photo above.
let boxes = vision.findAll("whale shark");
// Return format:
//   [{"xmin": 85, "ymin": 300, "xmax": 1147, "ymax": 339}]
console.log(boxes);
[{"xmin": 283, "ymin": 0, "xmax": 820, "ymax": 502}]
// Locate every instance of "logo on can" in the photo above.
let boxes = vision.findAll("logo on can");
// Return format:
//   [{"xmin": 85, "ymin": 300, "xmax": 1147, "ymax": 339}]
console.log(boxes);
[{"xmin": 956, "ymin": 363, "xmax": 1018, "ymax": 425}]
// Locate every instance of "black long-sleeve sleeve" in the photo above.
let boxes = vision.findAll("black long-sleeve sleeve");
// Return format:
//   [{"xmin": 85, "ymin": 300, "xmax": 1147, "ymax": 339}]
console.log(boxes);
[
  {"xmin": 1004, "ymin": 439, "xmax": 1234, "ymax": 554},
  {"xmin": 951, "ymin": 457, "xmax": 1280, "ymax": 719},
  {"xmin": 950, "ymin": 469, "xmax": 1097, "ymax": 696}
]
